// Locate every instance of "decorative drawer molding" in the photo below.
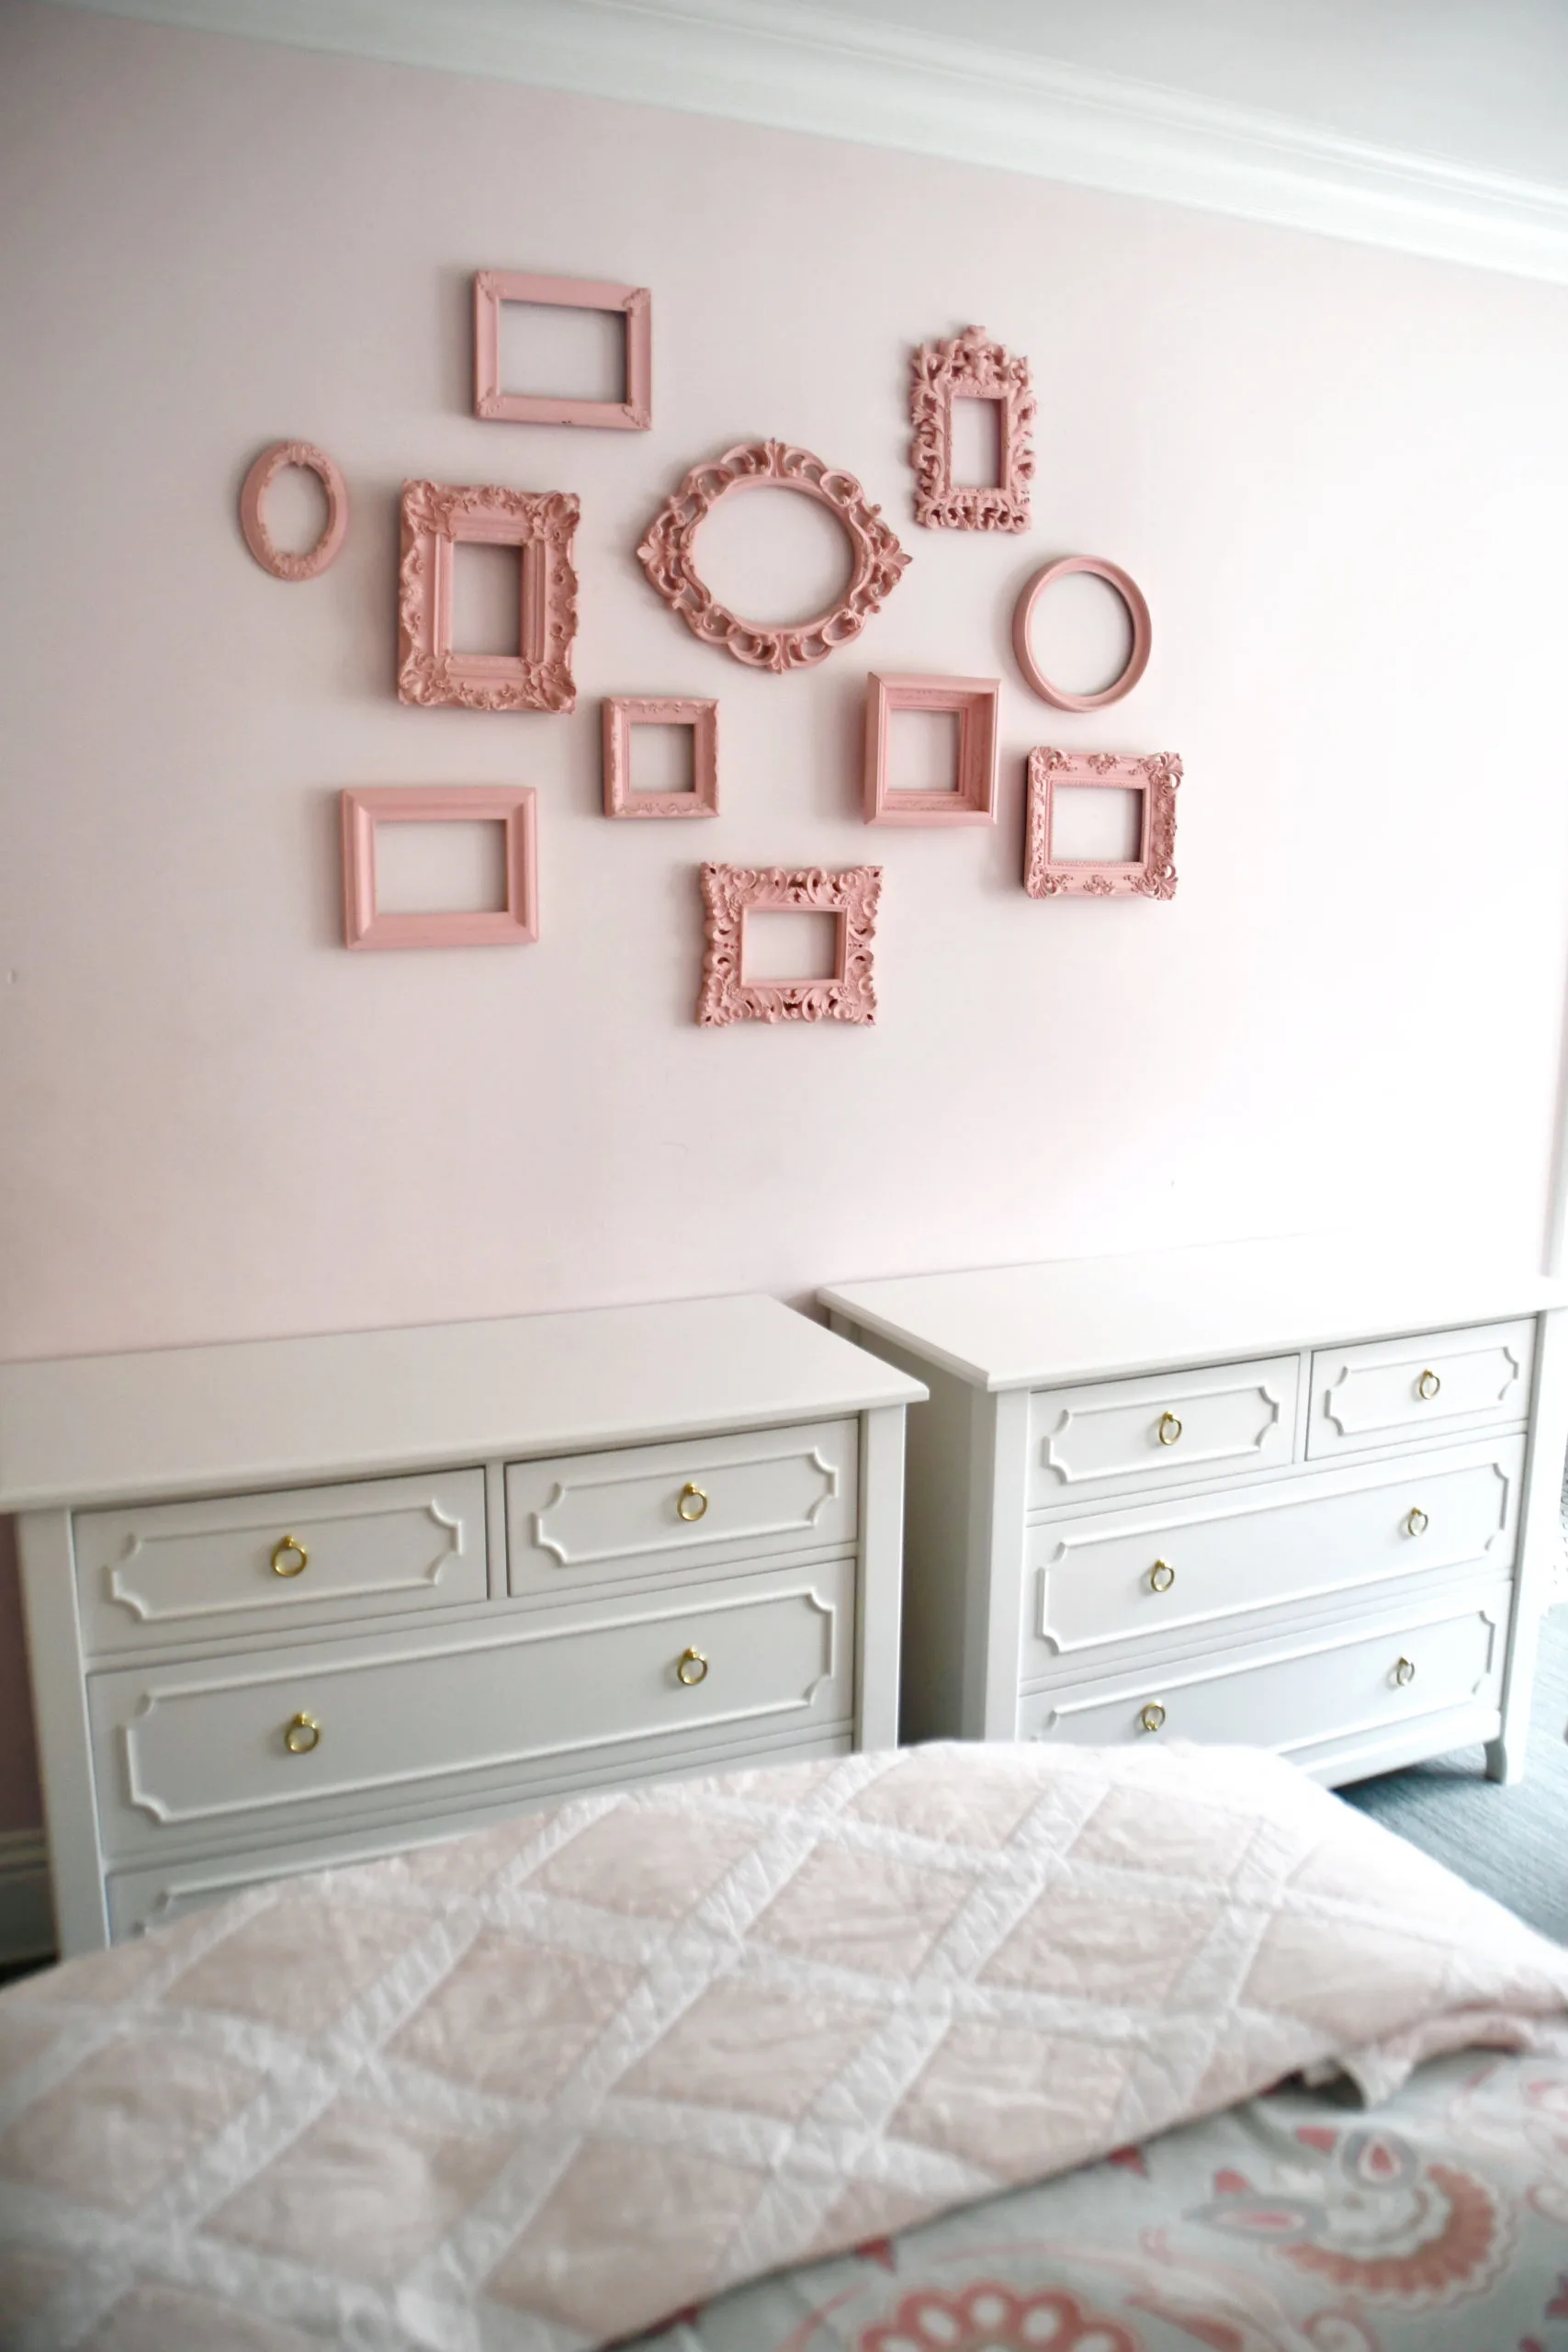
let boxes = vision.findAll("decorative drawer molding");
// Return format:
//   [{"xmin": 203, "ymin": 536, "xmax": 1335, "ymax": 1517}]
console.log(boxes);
[
  {"xmin": 1029, "ymin": 1355, "xmax": 1298, "ymax": 1508},
  {"xmin": 1307, "ymin": 1320, "xmax": 1535, "ymax": 1460},
  {"xmin": 74, "ymin": 1470, "xmax": 487, "ymax": 1655}
]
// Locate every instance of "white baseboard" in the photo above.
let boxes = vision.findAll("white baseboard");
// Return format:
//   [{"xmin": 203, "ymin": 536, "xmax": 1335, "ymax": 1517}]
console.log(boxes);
[{"xmin": 0, "ymin": 1831, "xmax": 55, "ymax": 1969}]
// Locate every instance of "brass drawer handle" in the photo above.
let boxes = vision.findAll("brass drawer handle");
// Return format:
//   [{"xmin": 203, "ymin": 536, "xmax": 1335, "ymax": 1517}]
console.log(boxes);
[
  {"xmin": 1148, "ymin": 1560, "xmax": 1176, "ymax": 1593},
  {"xmin": 271, "ymin": 1534, "xmax": 309, "ymax": 1578},
  {"xmin": 284, "ymin": 1712, "xmax": 321, "ymax": 1753},
  {"xmin": 1404, "ymin": 1507, "xmax": 1429, "ymax": 1538},
  {"xmin": 676, "ymin": 1482, "xmax": 709, "ymax": 1522},
  {"xmin": 1416, "ymin": 1368, "xmax": 1441, "ymax": 1401},
  {"xmin": 1156, "ymin": 1412, "xmax": 1183, "ymax": 1447},
  {"xmin": 1394, "ymin": 1657, "xmax": 1416, "ymax": 1688},
  {"xmin": 676, "ymin": 1646, "xmax": 709, "ymax": 1686},
  {"xmin": 1137, "ymin": 1701, "xmax": 1167, "ymax": 1734}
]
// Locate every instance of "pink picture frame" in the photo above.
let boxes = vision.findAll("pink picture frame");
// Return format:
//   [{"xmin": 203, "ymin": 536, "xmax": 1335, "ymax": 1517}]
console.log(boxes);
[
  {"xmin": 340, "ymin": 786, "xmax": 539, "ymax": 948},
  {"xmin": 909, "ymin": 325, "xmax": 1034, "ymax": 533},
  {"xmin": 398, "ymin": 481, "xmax": 579, "ymax": 714},
  {"xmin": 603, "ymin": 698, "xmax": 719, "ymax": 819},
  {"xmin": 698, "ymin": 865, "xmax": 881, "ymax": 1025},
  {"xmin": 239, "ymin": 440, "xmax": 348, "ymax": 581},
  {"xmin": 637, "ymin": 441, "xmax": 909, "ymax": 673},
  {"xmin": 1013, "ymin": 556, "xmax": 1152, "ymax": 711},
  {"xmin": 863, "ymin": 674, "xmax": 998, "ymax": 825},
  {"xmin": 1023, "ymin": 750, "xmax": 1182, "ymax": 899},
  {"xmin": 472, "ymin": 270, "xmax": 651, "ymax": 430}
]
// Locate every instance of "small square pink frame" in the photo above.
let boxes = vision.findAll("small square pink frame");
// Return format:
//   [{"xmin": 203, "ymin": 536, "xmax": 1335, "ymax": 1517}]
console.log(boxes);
[
  {"xmin": 864, "ymin": 674, "xmax": 998, "ymax": 824},
  {"xmin": 473, "ymin": 271, "xmax": 651, "ymax": 429},
  {"xmin": 341, "ymin": 787, "xmax": 538, "ymax": 949},
  {"xmin": 603, "ymin": 697, "xmax": 719, "ymax": 819},
  {"xmin": 699, "ymin": 865, "xmax": 880, "ymax": 1026},
  {"xmin": 1023, "ymin": 750, "xmax": 1182, "ymax": 899}
]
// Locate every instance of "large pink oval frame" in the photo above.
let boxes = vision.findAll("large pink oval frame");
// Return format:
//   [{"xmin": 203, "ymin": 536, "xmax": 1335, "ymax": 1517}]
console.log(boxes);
[
  {"xmin": 1013, "ymin": 554, "xmax": 1152, "ymax": 711},
  {"xmin": 239, "ymin": 439, "xmax": 349, "ymax": 582},
  {"xmin": 637, "ymin": 440, "xmax": 910, "ymax": 674}
]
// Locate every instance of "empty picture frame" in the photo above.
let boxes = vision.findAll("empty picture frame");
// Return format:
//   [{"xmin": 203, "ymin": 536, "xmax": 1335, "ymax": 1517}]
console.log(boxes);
[
  {"xmin": 1023, "ymin": 750, "xmax": 1182, "ymax": 899},
  {"xmin": 1013, "ymin": 556, "xmax": 1151, "ymax": 711},
  {"xmin": 473, "ymin": 270, "xmax": 652, "ymax": 430},
  {"xmin": 909, "ymin": 325, "xmax": 1034, "ymax": 533},
  {"xmin": 341, "ymin": 786, "xmax": 538, "ymax": 947},
  {"xmin": 603, "ymin": 697, "xmax": 718, "ymax": 818},
  {"xmin": 698, "ymin": 864, "xmax": 881, "ymax": 1025},
  {"xmin": 864, "ymin": 674, "xmax": 998, "ymax": 824},
  {"xmin": 239, "ymin": 439, "xmax": 348, "ymax": 580},
  {"xmin": 398, "ymin": 481, "xmax": 579, "ymax": 714}
]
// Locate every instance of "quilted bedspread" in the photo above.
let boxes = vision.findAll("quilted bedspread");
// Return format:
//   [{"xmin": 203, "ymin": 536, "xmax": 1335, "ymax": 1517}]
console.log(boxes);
[{"xmin": 0, "ymin": 1740, "xmax": 1565, "ymax": 2349}]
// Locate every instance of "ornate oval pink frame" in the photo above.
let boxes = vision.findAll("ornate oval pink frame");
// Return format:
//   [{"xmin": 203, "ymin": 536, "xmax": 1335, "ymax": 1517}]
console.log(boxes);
[
  {"xmin": 239, "ymin": 440, "xmax": 349, "ymax": 582},
  {"xmin": 1013, "ymin": 556, "xmax": 1152, "ymax": 711},
  {"xmin": 637, "ymin": 442, "xmax": 909, "ymax": 674}
]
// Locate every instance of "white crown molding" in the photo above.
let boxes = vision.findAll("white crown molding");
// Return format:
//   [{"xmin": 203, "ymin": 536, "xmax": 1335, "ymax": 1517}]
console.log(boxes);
[{"xmin": 46, "ymin": 0, "xmax": 1568, "ymax": 286}]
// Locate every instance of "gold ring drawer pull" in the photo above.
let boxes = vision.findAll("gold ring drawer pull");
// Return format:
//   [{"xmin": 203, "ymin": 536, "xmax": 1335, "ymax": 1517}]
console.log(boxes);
[
  {"xmin": 1416, "ymin": 1369, "xmax": 1441, "ymax": 1401},
  {"xmin": 676, "ymin": 1482, "xmax": 709, "ymax": 1523},
  {"xmin": 1148, "ymin": 1560, "xmax": 1177, "ymax": 1593},
  {"xmin": 1394, "ymin": 1657, "xmax": 1416, "ymax": 1688},
  {"xmin": 676, "ymin": 1647, "xmax": 709, "ymax": 1686},
  {"xmin": 1137, "ymin": 1701, "xmax": 1167, "ymax": 1734},
  {"xmin": 284, "ymin": 1712, "xmax": 321, "ymax": 1754},
  {"xmin": 271, "ymin": 1534, "xmax": 309, "ymax": 1578},
  {"xmin": 1404, "ymin": 1507, "xmax": 1429, "ymax": 1538},
  {"xmin": 1156, "ymin": 1412, "xmax": 1183, "ymax": 1447}
]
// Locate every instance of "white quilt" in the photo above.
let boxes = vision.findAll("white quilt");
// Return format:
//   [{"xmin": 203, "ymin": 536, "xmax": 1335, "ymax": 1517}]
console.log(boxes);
[{"xmin": 0, "ymin": 1739, "xmax": 1564, "ymax": 2350}]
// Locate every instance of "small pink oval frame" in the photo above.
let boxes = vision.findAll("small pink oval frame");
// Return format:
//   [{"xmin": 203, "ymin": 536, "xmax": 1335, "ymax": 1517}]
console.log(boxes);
[
  {"xmin": 239, "ymin": 440, "xmax": 349, "ymax": 582},
  {"xmin": 1012, "ymin": 555, "xmax": 1151, "ymax": 711}
]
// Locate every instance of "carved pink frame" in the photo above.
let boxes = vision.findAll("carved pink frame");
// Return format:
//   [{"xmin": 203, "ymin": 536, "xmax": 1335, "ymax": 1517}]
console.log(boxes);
[
  {"xmin": 603, "ymin": 698, "xmax": 718, "ymax": 819},
  {"xmin": 340, "ymin": 787, "xmax": 538, "ymax": 948},
  {"xmin": 473, "ymin": 270, "xmax": 651, "ymax": 429},
  {"xmin": 698, "ymin": 865, "xmax": 881, "ymax": 1025},
  {"xmin": 1014, "ymin": 556, "xmax": 1152, "ymax": 710},
  {"xmin": 398, "ymin": 481, "xmax": 579, "ymax": 713},
  {"xmin": 239, "ymin": 440, "xmax": 348, "ymax": 580},
  {"xmin": 637, "ymin": 442, "xmax": 909, "ymax": 674},
  {"xmin": 1023, "ymin": 751, "xmax": 1182, "ymax": 899},
  {"xmin": 909, "ymin": 325, "xmax": 1034, "ymax": 533},
  {"xmin": 864, "ymin": 674, "xmax": 998, "ymax": 825}
]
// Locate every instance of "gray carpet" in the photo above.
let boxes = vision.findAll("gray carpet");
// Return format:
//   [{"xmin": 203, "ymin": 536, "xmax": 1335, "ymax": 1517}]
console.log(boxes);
[{"xmin": 1340, "ymin": 1600, "xmax": 1568, "ymax": 1943}]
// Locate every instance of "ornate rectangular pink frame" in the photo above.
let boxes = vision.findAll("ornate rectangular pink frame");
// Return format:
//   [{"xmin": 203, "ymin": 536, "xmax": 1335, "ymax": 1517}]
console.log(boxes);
[
  {"xmin": 698, "ymin": 865, "xmax": 881, "ymax": 1025},
  {"xmin": 909, "ymin": 325, "xmax": 1034, "ymax": 532},
  {"xmin": 1023, "ymin": 750, "xmax": 1182, "ymax": 899},
  {"xmin": 398, "ymin": 481, "xmax": 579, "ymax": 714},
  {"xmin": 473, "ymin": 271, "xmax": 651, "ymax": 429},
  {"xmin": 603, "ymin": 697, "xmax": 718, "ymax": 819},
  {"xmin": 340, "ymin": 787, "xmax": 538, "ymax": 949},
  {"xmin": 864, "ymin": 674, "xmax": 998, "ymax": 824}
]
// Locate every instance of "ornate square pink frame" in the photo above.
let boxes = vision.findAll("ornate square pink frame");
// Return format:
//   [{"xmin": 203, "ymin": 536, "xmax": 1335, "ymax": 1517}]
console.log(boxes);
[
  {"xmin": 698, "ymin": 865, "xmax": 881, "ymax": 1026},
  {"xmin": 864, "ymin": 674, "xmax": 998, "ymax": 825},
  {"xmin": 398, "ymin": 481, "xmax": 579, "ymax": 714},
  {"xmin": 909, "ymin": 325, "xmax": 1034, "ymax": 532},
  {"xmin": 603, "ymin": 698, "xmax": 718, "ymax": 819},
  {"xmin": 473, "ymin": 271, "xmax": 651, "ymax": 429},
  {"xmin": 340, "ymin": 787, "xmax": 538, "ymax": 949},
  {"xmin": 1023, "ymin": 751, "xmax": 1182, "ymax": 899}
]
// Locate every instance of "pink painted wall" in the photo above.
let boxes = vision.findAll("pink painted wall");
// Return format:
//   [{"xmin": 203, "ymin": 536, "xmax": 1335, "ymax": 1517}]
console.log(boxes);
[{"xmin": 3, "ymin": 4, "xmax": 1568, "ymax": 1819}]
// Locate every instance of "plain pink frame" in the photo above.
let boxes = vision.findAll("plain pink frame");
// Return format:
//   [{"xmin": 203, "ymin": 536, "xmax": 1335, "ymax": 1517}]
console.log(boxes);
[
  {"xmin": 1023, "ymin": 750, "xmax": 1182, "ymax": 899},
  {"xmin": 239, "ymin": 439, "xmax": 348, "ymax": 581},
  {"xmin": 864, "ymin": 673, "xmax": 998, "ymax": 824},
  {"xmin": 1013, "ymin": 555, "xmax": 1153, "ymax": 711},
  {"xmin": 473, "ymin": 270, "xmax": 651, "ymax": 429},
  {"xmin": 341, "ymin": 786, "xmax": 539, "ymax": 948},
  {"xmin": 603, "ymin": 697, "xmax": 719, "ymax": 819}
]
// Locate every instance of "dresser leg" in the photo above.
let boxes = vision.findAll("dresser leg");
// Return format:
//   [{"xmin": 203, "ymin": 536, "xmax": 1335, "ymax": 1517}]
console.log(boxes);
[{"xmin": 1483, "ymin": 1735, "xmax": 1525, "ymax": 1784}]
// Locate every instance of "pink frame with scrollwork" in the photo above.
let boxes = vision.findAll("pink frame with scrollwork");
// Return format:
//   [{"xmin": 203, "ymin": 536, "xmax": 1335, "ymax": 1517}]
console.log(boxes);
[
  {"xmin": 864, "ymin": 674, "xmax": 998, "ymax": 824},
  {"xmin": 239, "ymin": 440, "xmax": 349, "ymax": 580},
  {"xmin": 398, "ymin": 480, "xmax": 579, "ymax": 714},
  {"xmin": 472, "ymin": 270, "xmax": 651, "ymax": 430},
  {"xmin": 341, "ymin": 786, "xmax": 538, "ymax": 949},
  {"xmin": 909, "ymin": 325, "xmax": 1034, "ymax": 532},
  {"xmin": 603, "ymin": 698, "xmax": 719, "ymax": 819},
  {"xmin": 1023, "ymin": 750, "xmax": 1182, "ymax": 899},
  {"xmin": 698, "ymin": 865, "xmax": 881, "ymax": 1025}
]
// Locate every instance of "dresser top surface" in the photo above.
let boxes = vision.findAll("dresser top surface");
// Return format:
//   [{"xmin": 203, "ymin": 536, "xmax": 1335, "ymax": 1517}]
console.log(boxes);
[
  {"xmin": 821, "ymin": 1235, "xmax": 1568, "ymax": 1392},
  {"xmin": 0, "ymin": 1295, "xmax": 926, "ymax": 1511}
]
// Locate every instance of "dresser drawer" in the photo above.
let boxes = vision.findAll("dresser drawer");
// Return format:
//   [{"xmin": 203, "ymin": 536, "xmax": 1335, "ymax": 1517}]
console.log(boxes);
[
  {"xmin": 1020, "ymin": 1584, "xmax": 1509, "ymax": 1756},
  {"xmin": 505, "ymin": 1418, "xmax": 858, "ymax": 1599},
  {"xmin": 89, "ymin": 1556, "xmax": 855, "ymax": 1859},
  {"xmin": 1022, "ymin": 1436, "xmax": 1524, "ymax": 1671},
  {"xmin": 1306, "ymin": 1320, "xmax": 1535, "ymax": 1460},
  {"xmin": 73, "ymin": 1469, "xmax": 488, "ymax": 1656},
  {"xmin": 1028, "ymin": 1356, "xmax": 1298, "ymax": 1510}
]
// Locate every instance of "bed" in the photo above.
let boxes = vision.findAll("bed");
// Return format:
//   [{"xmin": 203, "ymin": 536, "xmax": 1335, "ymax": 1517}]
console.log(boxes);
[{"xmin": 0, "ymin": 1740, "xmax": 1563, "ymax": 2350}]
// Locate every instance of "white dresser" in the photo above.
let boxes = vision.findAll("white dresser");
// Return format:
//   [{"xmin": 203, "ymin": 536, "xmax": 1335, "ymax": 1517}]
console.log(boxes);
[
  {"xmin": 822, "ymin": 1238, "xmax": 1568, "ymax": 1787},
  {"xmin": 0, "ymin": 1295, "xmax": 924, "ymax": 1953}
]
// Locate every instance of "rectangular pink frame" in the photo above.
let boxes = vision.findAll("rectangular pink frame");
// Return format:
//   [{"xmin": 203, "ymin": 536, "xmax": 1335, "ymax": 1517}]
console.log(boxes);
[
  {"xmin": 341, "ymin": 787, "xmax": 538, "ymax": 949},
  {"xmin": 1023, "ymin": 750, "xmax": 1182, "ymax": 899},
  {"xmin": 864, "ymin": 673, "xmax": 998, "ymax": 823},
  {"xmin": 398, "ymin": 481, "xmax": 579, "ymax": 715},
  {"xmin": 473, "ymin": 271, "xmax": 652, "ymax": 430},
  {"xmin": 699, "ymin": 865, "xmax": 881, "ymax": 1025},
  {"xmin": 603, "ymin": 697, "xmax": 719, "ymax": 819}
]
